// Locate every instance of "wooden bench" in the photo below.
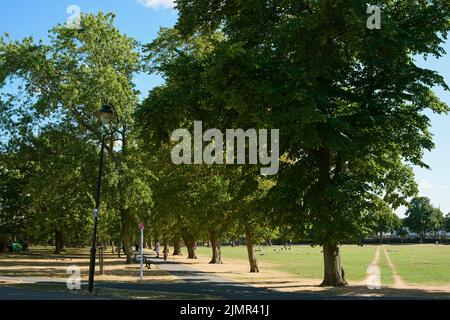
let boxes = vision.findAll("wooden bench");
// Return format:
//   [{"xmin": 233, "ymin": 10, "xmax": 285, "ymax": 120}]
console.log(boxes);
[
  {"xmin": 133, "ymin": 253, "xmax": 153, "ymax": 269},
  {"xmin": 143, "ymin": 255, "xmax": 153, "ymax": 269}
]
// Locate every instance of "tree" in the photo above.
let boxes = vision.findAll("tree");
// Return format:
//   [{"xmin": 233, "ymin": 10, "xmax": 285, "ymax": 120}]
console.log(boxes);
[
  {"xmin": 0, "ymin": 152, "xmax": 32, "ymax": 248},
  {"xmin": 371, "ymin": 201, "xmax": 402, "ymax": 243},
  {"xmin": 173, "ymin": 0, "xmax": 450, "ymax": 286},
  {"xmin": 228, "ymin": 168, "xmax": 276, "ymax": 272},
  {"xmin": 0, "ymin": 122, "xmax": 98, "ymax": 252},
  {"xmin": 404, "ymin": 197, "xmax": 444, "ymax": 241},
  {"xmin": 0, "ymin": 12, "xmax": 153, "ymax": 263},
  {"xmin": 138, "ymin": 28, "xmax": 239, "ymax": 263},
  {"xmin": 444, "ymin": 213, "xmax": 450, "ymax": 233}
]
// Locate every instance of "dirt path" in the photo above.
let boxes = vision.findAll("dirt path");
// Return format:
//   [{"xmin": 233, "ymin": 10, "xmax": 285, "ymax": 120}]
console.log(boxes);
[
  {"xmin": 360, "ymin": 245, "xmax": 381, "ymax": 288},
  {"xmin": 371, "ymin": 245, "xmax": 381, "ymax": 266},
  {"xmin": 383, "ymin": 247, "xmax": 406, "ymax": 288}
]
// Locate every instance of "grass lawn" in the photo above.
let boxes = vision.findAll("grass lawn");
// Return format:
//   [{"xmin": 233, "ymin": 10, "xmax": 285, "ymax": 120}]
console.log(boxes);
[
  {"xmin": 4, "ymin": 244, "xmax": 450, "ymax": 290},
  {"xmin": 384, "ymin": 244, "xmax": 450, "ymax": 285},
  {"xmin": 196, "ymin": 245, "xmax": 377, "ymax": 282},
  {"xmin": 378, "ymin": 248, "xmax": 394, "ymax": 286}
]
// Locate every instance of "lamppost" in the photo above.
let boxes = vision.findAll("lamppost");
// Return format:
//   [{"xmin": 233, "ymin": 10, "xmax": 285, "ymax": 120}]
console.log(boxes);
[{"xmin": 87, "ymin": 104, "xmax": 119, "ymax": 293}]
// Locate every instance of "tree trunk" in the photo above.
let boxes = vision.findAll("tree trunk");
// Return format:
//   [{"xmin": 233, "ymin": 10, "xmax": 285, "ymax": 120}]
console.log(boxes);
[
  {"xmin": 147, "ymin": 238, "xmax": 152, "ymax": 251},
  {"xmin": 182, "ymin": 232, "xmax": 197, "ymax": 259},
  {"xmin": 61, "ymin": 232, "xmax": 65, "ymax": 251},
  {"xmin": 153, "ymin": 236, "xmax": 159, "ymax": 250},
  {"xmin": 209, "ymin": 230, "xmax": 223, "ymax": 264},
  {"xmin": 173, "ymin": 237, "xmax": 182, "ymax": 255},
  {"xmin": 123, "ymin": 239, "xmax": 132, "ymax": 264},
  {"xmin": 245, "ymin": 227, "xmax": 259, "ymax": 273},
  {"xmin": 54, "ymin": 230, "xmax": 63, "ymax": 254},
  {"xmin": 317, "ymin": 147, "xmax": 346, "ymax": 287},
  {"xmin": 99, "ymin": 243, "xmax": 104, "ymax": 275},
  {"xmin": 186, "ymin": 241, "xmax": 197, "ymax": 259},
  {"xmin": 120, "ymin": 208, "xmax": 133, "ymax": 264},
  {"xmin": 163, "ymin": 237, "xmax": 169, "ymax": 261},
  {"xmin": 379, "ymin": 232, "xmax": 383, "ymax": 244},
  {"xmin": 183, "ymin": 237, "xmax": 196, "ymax": 259},
  {"xmin": 320, "ymin": 243, "xmax": 347, "ymax": 287}
]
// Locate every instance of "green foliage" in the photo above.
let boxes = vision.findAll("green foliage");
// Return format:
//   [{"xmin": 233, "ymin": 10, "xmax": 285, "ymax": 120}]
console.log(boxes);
[
  {"xmin": 404, "ymin": 196, "xmax": 444, "ymax": 239},
  {"xmin": 1, "ymin": 2, "xmax": 450, "ymax": 282},
  {"xmin": 445, "ymin": 213, "xmax": 450, "ymax": 232},
  {"xmin": 0, "ymin": 13, "xmax": 152, "ymax": 258},
  {"xmin": 171, "ymin": 0, "xmax": 450, "ymax": 248}
]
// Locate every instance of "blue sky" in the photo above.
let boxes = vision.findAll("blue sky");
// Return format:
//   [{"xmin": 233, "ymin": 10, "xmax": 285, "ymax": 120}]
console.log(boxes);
[
  {"xmin": 0, "ymin": 0, "xmax": 178, "ymax": 96},
  {"xmin": 0, "ymin": 1, "xmax": 449, "ymax": 216}
]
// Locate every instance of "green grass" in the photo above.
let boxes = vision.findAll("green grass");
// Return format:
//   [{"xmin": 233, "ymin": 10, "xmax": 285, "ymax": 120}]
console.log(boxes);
[
  {"xmin": 11, "ymin": 244, "xmax": 450, "ymax": 287},
  {"xmin": 378, "ymin": 248, "xmax": 394, "ymax": 286},
  {"xmin": 197, "ymin": 245, "xmax": 377, "ymax": 281},
  {"xmin": 384, "ymin": 244, "xmax": 450, "ymax": 285},
  {"xmin": 341, "ymin": 245, "xmax": 377, "ymax": 281},
  {"xmin": 198, "ymin": 244, "xmax": 450, "ymax": 285}
]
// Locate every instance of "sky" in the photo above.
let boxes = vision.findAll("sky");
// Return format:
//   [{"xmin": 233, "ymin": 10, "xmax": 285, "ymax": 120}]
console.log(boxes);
[{"xmin": 0, "ymin": 0, "xmax": 449, "ymax": 216}]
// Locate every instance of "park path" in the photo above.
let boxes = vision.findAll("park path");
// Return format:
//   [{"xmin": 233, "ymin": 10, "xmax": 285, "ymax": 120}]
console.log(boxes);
[
  {"xmin": 361, "ymin": 245, "xmax": 381, "ymax": 288},
  {"xmin": 371, "ymin": 245, "xmax": 381, "ymax": 266},
  {"xmin": 147, "ymin": 257, "xmax": 245, "ymax": 283},
  {"xmin": 382, "ymin": 247, "xmax": 406, "ymax": 288},
  {"xmin": 363, "ymin": 245, "xmax": 406, "ymax": 288},
  {"xmin": 0, "ymin": 275, "xmax": 82, "ymax": 284}
]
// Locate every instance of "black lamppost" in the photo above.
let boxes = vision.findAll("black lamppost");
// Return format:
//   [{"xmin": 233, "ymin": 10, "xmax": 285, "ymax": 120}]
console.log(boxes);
[{"xmin": 87, "ymin": 104, "xmax": 119, "ymax": 293}]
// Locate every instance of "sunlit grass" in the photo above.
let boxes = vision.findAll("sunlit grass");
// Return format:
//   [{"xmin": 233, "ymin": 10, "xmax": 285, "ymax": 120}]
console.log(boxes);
[
  {"xmin": 384, "ymin": 245, "xmax": 450, "ymax": 285},
  {"xmin": 378, "ymin": 248, "xmax": 394, "ymax": 286},
  {"xmin": 197, "ymin": 245, "xmax": 377, "ymax": 281}
]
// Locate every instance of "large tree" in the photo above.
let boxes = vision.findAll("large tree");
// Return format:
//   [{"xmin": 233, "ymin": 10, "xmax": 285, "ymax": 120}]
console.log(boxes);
[
  {"xmin": 0, "ymin": 13, "xmax": 153, "ymax": 262},
  {"xmin": 404, "ymin": 196, "xmax": 444, "ymax": 241},
  {"xmin": 173, "ymin": 0, "xmax": 450, "ymax": 286},
  {"xmin": 371, "ymin": 200, "xmax": 402, "ymax": 243}
]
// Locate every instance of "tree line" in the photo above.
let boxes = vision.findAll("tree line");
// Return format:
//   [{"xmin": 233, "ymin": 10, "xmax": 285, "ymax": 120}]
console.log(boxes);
[{"xmin": 1, "ymin": 1, "xmax": 450, "ymax": 287}]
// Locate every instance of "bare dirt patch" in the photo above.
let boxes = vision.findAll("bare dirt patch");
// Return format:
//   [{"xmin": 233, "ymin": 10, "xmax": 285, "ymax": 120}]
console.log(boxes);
[{"xmin": 0, "ymin": 248, "xmax": 179, "ymax": 284}]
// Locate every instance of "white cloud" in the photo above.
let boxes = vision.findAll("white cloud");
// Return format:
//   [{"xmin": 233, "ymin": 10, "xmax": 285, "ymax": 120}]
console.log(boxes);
[
  {"xmin": 137, "ymin": 0, "xmax": 175, "ymax": 9},
  {"xmin": 418, "ymin": 179, "xmax": 449, "ymax": 191},
  {"xmin": 419, "ymin": 179, "xmax": 433, "ymax": 189}
]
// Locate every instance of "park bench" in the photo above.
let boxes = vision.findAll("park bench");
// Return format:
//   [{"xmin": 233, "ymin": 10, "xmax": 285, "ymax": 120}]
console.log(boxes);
[
  {"xmin": 143, "ymin": 255, "xmax": 153, "ymax": 269},
  {"xmin": 132, "ymin": 253, "xmax": 153, "ymax": 269}
]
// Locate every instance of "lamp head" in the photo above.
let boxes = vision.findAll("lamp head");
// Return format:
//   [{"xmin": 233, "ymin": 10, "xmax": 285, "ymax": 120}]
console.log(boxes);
[{"xmin": 98, "ymin": 104, "xmax": 114, "ymax": 124}]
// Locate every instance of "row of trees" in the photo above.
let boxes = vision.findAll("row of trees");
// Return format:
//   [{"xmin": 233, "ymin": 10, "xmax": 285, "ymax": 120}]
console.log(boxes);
[
  {"xmin": 1, "ymin": 1, "xmax": 450, "ymax": 286},
  {"xmin": 403, "ymin": 197, "xmax": 450, "ymax": 241},
  {"xmin": 371, "ymin": 196, "xmax": 450, "ymax": 242}
]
